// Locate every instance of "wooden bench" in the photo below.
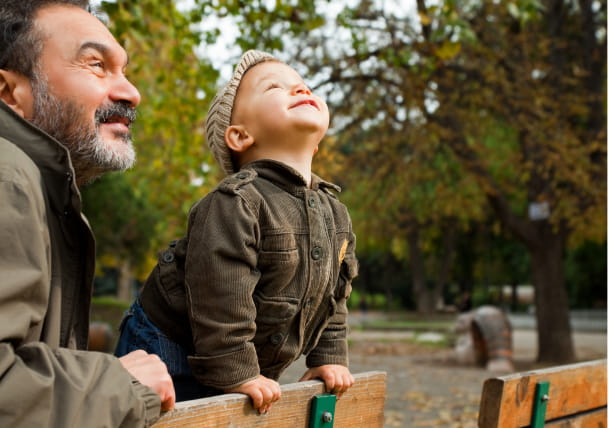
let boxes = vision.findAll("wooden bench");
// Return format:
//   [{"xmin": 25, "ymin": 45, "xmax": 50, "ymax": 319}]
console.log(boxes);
[
  {"xmin": 152, "ymin": 371, "xmax": 386, "ymax": 427},
  {"xmin": 478, "ymin": 359, "xmax": 607, "ymax": 427}
]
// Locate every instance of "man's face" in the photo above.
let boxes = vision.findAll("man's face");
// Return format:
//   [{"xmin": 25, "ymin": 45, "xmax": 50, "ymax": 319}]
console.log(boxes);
[{"xmin": 28, "ymin": 4, "xmax": 141, "ymax": 183}]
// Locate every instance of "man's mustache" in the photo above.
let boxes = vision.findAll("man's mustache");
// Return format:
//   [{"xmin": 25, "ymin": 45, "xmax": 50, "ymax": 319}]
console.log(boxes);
[{"xmin": 95, "ymin": 101, "xmax": 137, "ymax": 127}]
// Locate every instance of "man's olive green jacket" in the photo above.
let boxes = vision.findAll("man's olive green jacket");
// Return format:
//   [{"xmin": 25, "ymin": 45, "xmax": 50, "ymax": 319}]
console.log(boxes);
[{"xmin": 0, "ymin": 102, "xmax": 161, "ymax": 427}]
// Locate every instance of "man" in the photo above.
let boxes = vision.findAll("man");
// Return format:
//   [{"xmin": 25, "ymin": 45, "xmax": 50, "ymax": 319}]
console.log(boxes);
[{"xmin": 0, "ymin": 1, "xmax": 175, "ymax": 426}]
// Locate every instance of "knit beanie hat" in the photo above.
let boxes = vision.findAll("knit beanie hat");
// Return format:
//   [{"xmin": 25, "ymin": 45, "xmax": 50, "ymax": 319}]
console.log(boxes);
[{"xmin": 205, "ymin": 49, "xmax": 276, "ymax": 175}]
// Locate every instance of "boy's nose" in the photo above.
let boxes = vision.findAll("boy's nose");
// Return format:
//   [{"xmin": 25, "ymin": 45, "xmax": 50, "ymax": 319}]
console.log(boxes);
[{"xmin": 292, "ymin": 84, "xmax": 311, "ymax": 96}]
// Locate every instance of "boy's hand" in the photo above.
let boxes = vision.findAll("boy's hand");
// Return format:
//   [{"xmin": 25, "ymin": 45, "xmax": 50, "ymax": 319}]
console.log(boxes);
[
  {"xmin": 299, "ymin": 365, "xmax": 355, "ymax": 398},
  {"xmin": 226, "ymin": 375, "xmax": 281, "ymax": 414}
]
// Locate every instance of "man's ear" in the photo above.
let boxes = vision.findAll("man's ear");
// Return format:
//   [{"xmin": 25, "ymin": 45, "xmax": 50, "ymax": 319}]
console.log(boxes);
[
  {"xmin": 0, "ymin": 70, "xmax": 33, "ymax": 118},
  {"xmin": 225, "ymin": 125, "xmax": 255, "ymax": 153}
]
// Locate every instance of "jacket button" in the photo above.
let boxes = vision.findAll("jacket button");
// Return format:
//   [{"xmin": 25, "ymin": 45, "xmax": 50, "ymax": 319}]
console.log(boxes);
[
  {"xmin": 237, "ymin": 172, "xmax": 249, "ymax": 179},
  {"xmin": 269, "ymin": 333, "xmax": 284, "ymax": 345},
  {"xmin": 308, "ymin": 197, "xmax": 316, "ymax": 208},
  {"xmin": 311, "ymin": 246, "xmax": 322, "ymax": 260},
  {"xmin": 162, "ymin": 251, "xmax": 175, "ymax": 263}
]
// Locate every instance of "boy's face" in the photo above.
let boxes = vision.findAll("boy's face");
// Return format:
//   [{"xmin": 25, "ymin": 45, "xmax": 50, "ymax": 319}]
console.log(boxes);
[{"xmin": 232, "ymin": 61, "xmax": 329, "ymax": 151}]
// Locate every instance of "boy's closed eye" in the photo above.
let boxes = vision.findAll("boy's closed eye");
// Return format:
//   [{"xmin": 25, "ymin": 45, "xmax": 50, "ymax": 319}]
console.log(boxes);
[{"xmin": 265, "ymin": 82, "xmax": 281, "ymax": 91}]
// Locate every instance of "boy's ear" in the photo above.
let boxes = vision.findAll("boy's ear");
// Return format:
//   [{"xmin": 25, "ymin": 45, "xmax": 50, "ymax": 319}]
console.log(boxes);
[
  {"xmin": 225, "ymin": 125, "xmax": 255, "ymax": 153},
  {"xmin": 0, "ymin": 70, "xmax": 33, "ymax": 118}
]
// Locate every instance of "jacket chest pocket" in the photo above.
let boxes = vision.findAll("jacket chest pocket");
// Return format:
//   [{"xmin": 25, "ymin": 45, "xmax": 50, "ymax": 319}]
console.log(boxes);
[{"xmin": 257, "ymin": 233, "xmax": 299, "ymax": 294}]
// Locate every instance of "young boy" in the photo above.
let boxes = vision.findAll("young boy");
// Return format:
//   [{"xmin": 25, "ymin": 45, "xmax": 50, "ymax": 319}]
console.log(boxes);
[{"xmin": 115, "ymin": 50, "xmax": 358, "ymax": 413}]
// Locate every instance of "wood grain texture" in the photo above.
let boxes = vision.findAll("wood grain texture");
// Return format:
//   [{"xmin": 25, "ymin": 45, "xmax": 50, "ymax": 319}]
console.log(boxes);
[
  {"xmin": 478, "ymin": 359, "xmax": 607, "ymax": 428},
  {"xmin": 545, "ymin": 407, "xmax": 607, "ymax": 428},
  {"xmin": 152, "ymin": 371, "xmax": 386, "ymax": 428}
]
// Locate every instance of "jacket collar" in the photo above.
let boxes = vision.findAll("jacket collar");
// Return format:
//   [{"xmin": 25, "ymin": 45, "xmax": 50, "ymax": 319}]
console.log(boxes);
[
  {"xmin": 0, "ymin": 101, "xmax": 82, "ymax": 216},
  {"xmin": 242, "ymin": 159, "xmax": 341, "ymax": 195}
]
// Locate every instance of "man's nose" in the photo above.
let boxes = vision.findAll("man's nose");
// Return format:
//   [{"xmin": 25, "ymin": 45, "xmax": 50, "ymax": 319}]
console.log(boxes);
[{"xmin": 109, "ymin": 74, "xmax": 141, "ymax": 108}]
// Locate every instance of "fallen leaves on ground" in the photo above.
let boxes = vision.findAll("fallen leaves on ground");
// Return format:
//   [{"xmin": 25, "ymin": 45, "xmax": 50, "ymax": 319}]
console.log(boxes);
[{"xmin": 348, "ymin": 340, "xmax": 487, "ymax": 428}]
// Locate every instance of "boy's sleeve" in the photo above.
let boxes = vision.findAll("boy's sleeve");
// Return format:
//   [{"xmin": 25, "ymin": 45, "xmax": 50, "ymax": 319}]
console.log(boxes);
[
  {"xmin": 306, "ymin": 223, "xmax": 358, "ymax": 368},
  {"xmin": 185, "ymin": 190, "xmax": 262, "ymax": 390}
]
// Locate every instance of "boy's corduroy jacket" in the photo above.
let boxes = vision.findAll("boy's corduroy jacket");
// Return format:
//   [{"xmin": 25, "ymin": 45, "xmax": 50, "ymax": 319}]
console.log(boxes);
[{"xmin": 141, "ymin": 159, "xmax": 358, "ymax": 389}]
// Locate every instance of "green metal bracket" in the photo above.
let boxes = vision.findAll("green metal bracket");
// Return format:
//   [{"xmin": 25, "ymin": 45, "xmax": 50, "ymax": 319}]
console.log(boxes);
[
  {"xmin": 530, "ymin": 381, "xmax": 550, "ymax": 428},
  {"xmin": 309, "ymin": 394, "xmax": 337, "ymax": 428}
]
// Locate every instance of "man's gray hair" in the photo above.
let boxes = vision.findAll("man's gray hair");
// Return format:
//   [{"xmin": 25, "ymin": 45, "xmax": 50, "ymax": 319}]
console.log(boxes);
[{"xmin": 0, "ymin": 0, "xmax": 91, "ymax": 78}]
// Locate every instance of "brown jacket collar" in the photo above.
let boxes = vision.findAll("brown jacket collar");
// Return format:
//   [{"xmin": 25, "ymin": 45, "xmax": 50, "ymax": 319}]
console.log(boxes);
[{"xmin": 241, "ymin": 159, "xmax": 342, "ymax": 195}]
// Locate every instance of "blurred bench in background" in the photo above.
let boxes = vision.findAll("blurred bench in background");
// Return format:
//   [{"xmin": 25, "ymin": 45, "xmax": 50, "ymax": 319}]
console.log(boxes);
[{"xmin": 478, "ymin": 359, "xmax": 607, "ymax": 427}]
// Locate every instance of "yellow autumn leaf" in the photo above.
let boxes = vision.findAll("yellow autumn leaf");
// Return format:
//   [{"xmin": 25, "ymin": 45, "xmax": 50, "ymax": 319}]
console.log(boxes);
[
  {"xmin": 436, "ymin": 40, "xmax": 462, "ymax": 60},
  {"xmin": 418, "ymin": 11, "xmax": 432, "ymax": 25}
]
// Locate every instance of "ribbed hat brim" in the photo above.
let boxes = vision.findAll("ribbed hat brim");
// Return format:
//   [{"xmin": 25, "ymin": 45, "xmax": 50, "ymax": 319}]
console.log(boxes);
[{"xmin": 205, "ymin": 50, "xmax": 276, "ymax": 175}]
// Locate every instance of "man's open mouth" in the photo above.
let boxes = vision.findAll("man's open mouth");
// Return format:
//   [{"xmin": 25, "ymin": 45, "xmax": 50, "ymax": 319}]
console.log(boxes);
[
  {"xmin": 101, "ymin": 115, "xmax": 132, "ymax": 127},
  {"xmin": 96, "ymin": 102, "xmax": 137, "ymax": 128}
]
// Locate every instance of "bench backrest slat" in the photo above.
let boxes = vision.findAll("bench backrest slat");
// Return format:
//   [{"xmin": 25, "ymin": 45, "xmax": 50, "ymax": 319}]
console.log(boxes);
[
  {"xmin": 478, "ymin": 359, "xmax": 607, "ymax": 428},
  {"xmin": 152, "ymin": 371, "xmax": 387, "ymax": 428},
  {"xmin": 544, "ymin": 407, "xmax": 607, "ymax": 428}
]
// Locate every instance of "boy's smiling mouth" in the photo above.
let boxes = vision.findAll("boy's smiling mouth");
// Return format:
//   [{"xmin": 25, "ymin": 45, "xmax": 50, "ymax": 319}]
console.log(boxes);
[{"xmin": 291, "ymin": 99, "xmax": 319, "ymax": 110}]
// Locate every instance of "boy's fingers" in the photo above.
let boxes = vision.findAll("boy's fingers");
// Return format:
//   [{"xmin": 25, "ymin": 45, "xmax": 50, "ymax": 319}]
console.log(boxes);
[
  {"xmin": 274, "ymin": 383, "xmax": 282, "ymax": 400},
  {"xmin": 250, "ymin": 390, "xmax": 264, "ymax": 410},
  {"xmin": 259, "ymin": 403, "xmax": 274, "ymax": 414},
  {"xmin": 298, "ymin": 372, "xmax": 312, "ymax": 382},
  {"xmin": 259, "ymin": 384, "xmax": 279, "ymax": 412},
  {"xmin": 324, "ymin": 372, "xmax": 336, "ymax": 393},
  {"xmin": 333, "ymin": 373, "xmax": 355, "ymax": 398}
]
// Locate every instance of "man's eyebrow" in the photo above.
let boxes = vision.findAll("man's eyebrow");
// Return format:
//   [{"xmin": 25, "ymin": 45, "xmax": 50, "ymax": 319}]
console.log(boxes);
[{"xmin": 77, "ymin": 41, "xmax": 130, "ymax": 65}]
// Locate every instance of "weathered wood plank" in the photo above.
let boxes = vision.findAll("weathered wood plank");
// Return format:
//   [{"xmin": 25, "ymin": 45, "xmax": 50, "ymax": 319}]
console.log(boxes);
[
  {"xmin": 152, "ymin": 371, "xmax": 386, "ymax": 428},
  {"xmin": 478, "ymin": 359, "xmax": 607, "ymax": 428},
  {"xmin": 545, "ymin": 407, "xmax": 607, "ymax": 428}
]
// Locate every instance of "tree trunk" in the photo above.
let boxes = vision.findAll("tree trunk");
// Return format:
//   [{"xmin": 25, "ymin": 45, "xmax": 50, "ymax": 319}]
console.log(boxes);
[
  {"xmin": 433, "ymin": 223, "xmax": 457, "ymax": 311},
  {"xmin": 510, "ymin": 282, "xmax": 518, "ymax": 312},
  {"xmin": 117, "ymin": 260, "xmax": 133, "ymax": 302},
  {"xmin": 407, "ymin": 227, "xmax": 435, "ymax": 313},
  {"xmin": 529, "ymin": 224, "xmax": 575, "ymax": 363},
  {"xmin": 407, "ymin": 223, "xmax": 453, "ymax": 313}
]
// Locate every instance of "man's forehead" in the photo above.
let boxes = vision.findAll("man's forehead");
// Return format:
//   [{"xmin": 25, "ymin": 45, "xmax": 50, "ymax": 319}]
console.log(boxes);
[{"xmin": 35, "ymin": 4, "xmax": 126, "ymax": 60}]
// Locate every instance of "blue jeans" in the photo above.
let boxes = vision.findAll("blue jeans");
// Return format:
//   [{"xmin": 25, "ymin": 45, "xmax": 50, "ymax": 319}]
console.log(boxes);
[{"xmin": 115, "ymin": 298, "xmax": 221, "ymax": 401}]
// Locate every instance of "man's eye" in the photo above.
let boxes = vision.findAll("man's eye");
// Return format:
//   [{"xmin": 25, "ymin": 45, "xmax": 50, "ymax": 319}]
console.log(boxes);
[
  {"xmin": 266, "ymin": 83, "xmax": 280, "ymax": 90},
  {"xmin": 90, "ymin": 61, "xmax": 104, "ymax": 69}
]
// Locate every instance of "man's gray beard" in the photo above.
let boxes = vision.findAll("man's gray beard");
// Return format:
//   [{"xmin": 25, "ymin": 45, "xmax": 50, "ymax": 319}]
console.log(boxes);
[{"xmin": 29, "ymin": 74, "xmax": 136, "ymax": 184}]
